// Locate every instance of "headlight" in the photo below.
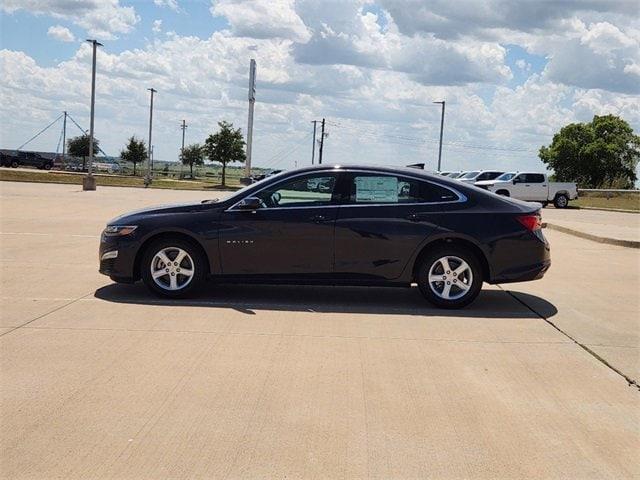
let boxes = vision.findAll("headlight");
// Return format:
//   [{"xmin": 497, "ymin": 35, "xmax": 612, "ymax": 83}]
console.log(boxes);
[{"xmin": 103, "ymin": 225, "xmax": 138, "ymax": 237}]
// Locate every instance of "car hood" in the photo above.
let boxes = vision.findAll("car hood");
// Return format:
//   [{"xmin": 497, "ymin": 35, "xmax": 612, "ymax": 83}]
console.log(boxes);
[
  {"xmin": 475, "ymin": 180, "xmax": 500, "ymax": 186},
  {"xmin": 108, "ymin": 201, "xmax": 216, "ymax": 224}
]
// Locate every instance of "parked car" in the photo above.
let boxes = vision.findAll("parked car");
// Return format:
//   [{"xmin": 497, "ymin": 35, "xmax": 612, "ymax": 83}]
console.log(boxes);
[
  {"xmin": 475, "ymin": 172, "xmax": 578, "ymax": 208},
  {"xmin": 457, "ymin": 170, "xmax": 504, "ymax": 184},
  {"xmin": 446, "ymin": 171, "xmax": 464, "ymax": 179},
  {"xmin": 2, "ymin": 151, "xmax": 54, "ymax": 170},
  {"xmin": 99, "ymin": 165, "xmax": 550, "ymax": 308}
]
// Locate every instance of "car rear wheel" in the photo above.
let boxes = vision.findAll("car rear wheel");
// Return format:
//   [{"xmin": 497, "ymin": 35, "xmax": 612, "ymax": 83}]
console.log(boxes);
[
  {"xmin": 417, "ymin": 247, "xmax": 483, "ymax": 308},
  {"xmin": 141, "ymin": 238, "xmax": 206, "ymax": 298},
  {"xmin": 554, "ymin": 193, "xmax": 568, "ymax": 208},
  {"xmin": 10, "ymin": 161, "xmax": 19, "ymax": 168}
]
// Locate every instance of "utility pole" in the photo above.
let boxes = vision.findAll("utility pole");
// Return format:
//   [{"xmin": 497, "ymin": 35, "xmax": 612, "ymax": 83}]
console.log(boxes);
[
  {"xmin": 245, "ymin": 59, "xmax": 257, "ymax": 178},
  {"xmin": 311, "ymin": 120, "xmax": 318, "ymax": 165},
  {"xmin": 83, "ymin": 39, "xmax": 102, "ymax": 191},
  {"xmin": 61, "ymin": 111, "xmax": 67, "ymax": 164},
  {"xmin": 433, "ymin": 100, "xmax": 445, "ymax": 172},
  {"xmin": 144, "ymin": 88, "xmax": 157, "ymax": 187},
  {"xmin": 318, "ymin": 118, "xmax": 325, "ymax": 164}
]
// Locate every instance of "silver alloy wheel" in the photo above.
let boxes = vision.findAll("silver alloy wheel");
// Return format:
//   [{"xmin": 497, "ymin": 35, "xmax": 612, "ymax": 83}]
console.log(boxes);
[
  {"xmin": 427, "ymin": 255, "xmax": 473, "ymax": 300},
  {"xmin": 150, "ymin": 247, "xmax": 195, "ymax": 291},
  {"xmin": 556, "ymin": 195, "xmax": 567, "ymax": 207}
]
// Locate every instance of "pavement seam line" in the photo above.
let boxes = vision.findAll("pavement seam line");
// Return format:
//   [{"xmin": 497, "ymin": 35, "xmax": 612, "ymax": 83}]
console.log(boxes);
[
  {"xmin": 503, "ymin": 288, "xmax": 639, "ymax": 391},
  {"xmin": 0, "ymin": 292, "xmax": 94, "ymax": 338}
]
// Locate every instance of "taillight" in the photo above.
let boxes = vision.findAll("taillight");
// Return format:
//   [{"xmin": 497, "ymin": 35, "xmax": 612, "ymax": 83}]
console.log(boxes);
[{"xmin": 516, "ymin": 213, "xmax": 542, "ymax": 231}]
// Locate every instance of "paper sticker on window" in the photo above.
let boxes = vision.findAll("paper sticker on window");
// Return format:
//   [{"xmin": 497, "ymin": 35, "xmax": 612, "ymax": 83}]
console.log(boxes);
[{"xmin": 355, "ymin": 176, "xmax": 398, "ymax": 202}]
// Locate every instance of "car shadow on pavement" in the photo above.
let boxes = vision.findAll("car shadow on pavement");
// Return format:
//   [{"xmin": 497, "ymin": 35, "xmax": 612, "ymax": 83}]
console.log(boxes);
[{"xmin": 94, "ymin": 282, "xmax": 557, "ymax": 319}]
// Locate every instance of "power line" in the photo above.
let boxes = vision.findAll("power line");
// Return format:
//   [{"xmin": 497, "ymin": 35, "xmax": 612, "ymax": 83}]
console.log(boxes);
[
  {"xmin": 260, "ymin": 132, "xmax": 313, "ymax": 170},
  {"xmin": 16, "ymin": 113, "xmax": 63, "ymax": 150},
  {"xmin": 325, "ymin": 120, "xmax": 539, "ymax": 153}
]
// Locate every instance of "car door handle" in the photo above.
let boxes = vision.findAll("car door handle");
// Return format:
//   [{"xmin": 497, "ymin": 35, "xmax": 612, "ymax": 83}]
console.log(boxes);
[
  {"xmin": 406, "ymin": 213, "xmax": 420, "ymax": 222},
  {"xmin": 311, "ymin": 214, "xmax": 326, "ymax": 223}
]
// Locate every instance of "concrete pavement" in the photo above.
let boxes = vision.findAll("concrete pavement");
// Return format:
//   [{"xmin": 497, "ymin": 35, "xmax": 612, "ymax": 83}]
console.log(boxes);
[{"xmin": 1, "ymin": 181, "xmax": 639, "ymax": 479}]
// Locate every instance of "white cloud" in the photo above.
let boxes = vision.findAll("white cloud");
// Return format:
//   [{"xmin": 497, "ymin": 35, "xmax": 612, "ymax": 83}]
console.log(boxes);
[
  {"xmin": 154, "ymin": 0, "xmax": 179, "ymax": 12},
  {"xmin": 210, "ymin": 0, "xmax": 311, "ymax": 43},
  {"xmin": 1, "ymin": 0, "xmax": 139, "ymax": 40},
  {"xmin": 152, "ymin": 20, "xmax": 163, "ymax": 34},
  {"xmin": 515, "ymin": 59, "xmax": 531, "ymax": 71},
  {"xmin": 47, "ymin": 25, "xmax": 75, "ymax": 42}
]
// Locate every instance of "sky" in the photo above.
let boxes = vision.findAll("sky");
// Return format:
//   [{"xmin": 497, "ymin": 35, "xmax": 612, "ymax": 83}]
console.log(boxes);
[{"xmin": 0, "ymin": 0, "xmax": 639, "ymax": 174}]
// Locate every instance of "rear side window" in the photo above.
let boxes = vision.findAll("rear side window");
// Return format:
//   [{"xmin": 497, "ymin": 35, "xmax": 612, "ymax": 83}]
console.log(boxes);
[
  {"xmin": 348, "ymin": 174, "xmax": 458, "ymax": 204},
  {"xmin": 523, "ymin": 174, "xmax": 545, "ymax": 183}
]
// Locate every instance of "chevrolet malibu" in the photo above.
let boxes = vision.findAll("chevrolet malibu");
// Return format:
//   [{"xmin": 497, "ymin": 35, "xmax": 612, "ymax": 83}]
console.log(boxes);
[{"xmin": 99, "ymin": 165, "xmax": 550, "ymax": 308}]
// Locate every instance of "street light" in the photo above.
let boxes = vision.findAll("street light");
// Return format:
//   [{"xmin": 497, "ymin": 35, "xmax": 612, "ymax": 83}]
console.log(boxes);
[
  {"xmin": 144, "ymin": 88, "xmax": 157, "ymax": 187},
  {"xmin": 83, "ymin": 39, "xmax": 103, "ymax": 191},
  {"xmin": 433, "ymin": 100, "xmax": 445, "ymax": 172}
]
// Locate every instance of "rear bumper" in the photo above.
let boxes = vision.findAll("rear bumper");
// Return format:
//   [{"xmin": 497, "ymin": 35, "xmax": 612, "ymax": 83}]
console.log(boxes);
[{"xmin": 490, "ymin": 258, "xmax": 551, "ymax": 284}]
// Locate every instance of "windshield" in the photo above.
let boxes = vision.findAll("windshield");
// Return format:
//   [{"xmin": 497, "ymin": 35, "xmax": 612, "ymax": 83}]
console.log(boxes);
[
  {"xmin": 495, "ymin": 172, "xmax": 516, "ymax": 181},
  {"xmin": 460, "ymin": 171, "xmax": 480, "ymax": 179},
  {"xmin": 448, "ymin": 172, "xmax": 462, "ymax": 178}
]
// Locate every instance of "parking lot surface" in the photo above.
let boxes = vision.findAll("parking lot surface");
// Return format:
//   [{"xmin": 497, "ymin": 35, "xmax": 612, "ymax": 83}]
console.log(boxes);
[
  {"xmin": 543, "ymin": 207, "xmax": 640, "ymax": 244},
  {"xmin": 1, "ymin": 181, "xmax": 638, "ymax": 479}
]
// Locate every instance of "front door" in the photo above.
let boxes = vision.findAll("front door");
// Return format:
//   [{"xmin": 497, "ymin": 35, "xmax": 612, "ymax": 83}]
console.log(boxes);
[{"xmin": 219, "ymin": 172, "xmax": 340, "ymax": 277}]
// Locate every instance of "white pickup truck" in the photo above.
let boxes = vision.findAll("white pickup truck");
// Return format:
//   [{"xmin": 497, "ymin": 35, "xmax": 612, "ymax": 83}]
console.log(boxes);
[{"xmin": 475, "ymin": 172, "xmax": 578, "ymax": 208}]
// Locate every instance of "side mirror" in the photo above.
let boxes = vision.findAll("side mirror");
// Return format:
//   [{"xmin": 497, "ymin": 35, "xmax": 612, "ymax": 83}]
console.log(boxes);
[
  {"xmin": 512, "ymin": 178, "xmax": 520, "ymax": 184},
  {"xmin": 236, "ymin": 197, "xmax": 261, "ymax": 210}
]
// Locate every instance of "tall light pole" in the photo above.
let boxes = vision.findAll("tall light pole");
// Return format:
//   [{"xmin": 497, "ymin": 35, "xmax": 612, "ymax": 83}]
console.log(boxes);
[
  {"xmin": 245, "ymin": 59, "xmax": 257, "ymax": 179},
  {"xmin": 83, "ymin": 39, "xmax": 102, "ymax": 191},
  {"xmin": 61, "ymin": 111, "xmax": 67, "ymax": 165},
  {"xmin": 433, "ymin": 100, "xmax": 445, "ymax": 172},
  {"xmin": 144, "ymin": 88, "xmax": 157, "ymax": 187}
]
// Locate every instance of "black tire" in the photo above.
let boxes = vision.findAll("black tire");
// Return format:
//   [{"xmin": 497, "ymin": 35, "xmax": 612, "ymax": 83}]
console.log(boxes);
[
  {"xmin": 417, "ymin": 246, "xmax": 483, "ymax": 309},
  {"xmin": 554, "ymin": 194, "xmax": 568, "ymax": 208},
  {"xmin": 43, "ymin": 163, "xmax": 52, "ymax": 170},
  {"xmin": 10, "ymin": 160, "xmax": 19, "ymax": 168},
  {"xmin": 140, "ymin": 237, "xmax": 206, "ymax": 298},
  {"xmin": 495, "ymin": 190, "xmax": 509, "ymax": 196}
]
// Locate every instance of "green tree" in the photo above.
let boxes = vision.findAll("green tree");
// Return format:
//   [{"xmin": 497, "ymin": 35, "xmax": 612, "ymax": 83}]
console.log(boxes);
[
  {"xmin": 180, "ymin": 143, "xmax": 205, "ymax": 178},
  {"xmin": 119, "ymin": 136, "xmax": 147, "ymax": 176},
  {"xmin": 203, "ymin": 121, "xmax": 246, "ymax": 186},
  {"xmin": 539, "ymin": 115, "xmax": 640, "ymax": 188},
  {"xmin": 67, "ymin": 135, "xmax": 100, "ymax": 172}
]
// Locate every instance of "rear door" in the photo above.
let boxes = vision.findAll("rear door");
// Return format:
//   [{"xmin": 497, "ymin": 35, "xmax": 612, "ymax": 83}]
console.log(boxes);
[
  {"xmin": 333, "ymin": 171, "xmax": 460, "ymax": 281},
  {"xmin": 219, "ymin": 172, "xmax": 340, "ymax": 277},
  {"xmin": 520, "ymin": 173, "xmax": 547, "ymax": 201}
]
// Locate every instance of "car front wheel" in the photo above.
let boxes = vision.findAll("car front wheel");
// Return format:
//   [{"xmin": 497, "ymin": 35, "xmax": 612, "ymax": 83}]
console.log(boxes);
[
  {"xmin": 417, "ymin": 247, "xmax": 483, "ymax": 308},
  {"xmin": 141, "ymin": 238, "xmax": 206, "ymax": 298}
]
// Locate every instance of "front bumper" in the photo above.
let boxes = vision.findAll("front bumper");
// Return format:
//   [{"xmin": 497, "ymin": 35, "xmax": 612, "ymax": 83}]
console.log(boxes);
[{"xmin": 99, "ymin": 233, "xmax": 139, "ymax": 282}]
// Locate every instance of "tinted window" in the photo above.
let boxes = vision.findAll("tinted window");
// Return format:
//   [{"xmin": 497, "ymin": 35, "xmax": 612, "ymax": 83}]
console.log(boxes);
[
  {"xmin": 460, "ymin": 171, "xmax": 480, "ymax": 179},
  {"xmin": 480, "ymin": 171, "xmax": 503, "ymax": 180},
  {"xmin": 254, "ymin": 174, "xmax": 337, "ymax": 208},
  {"xmin": 496, "ymin": 172, "xmax": 516, "ymax": 181},
  {"xmin": 523, "ymin": 174, "xmax": 545, "ymax": 183},
  {"xmin": 348, "ymin": 174, "xmax": 458, "ymax": 204}
]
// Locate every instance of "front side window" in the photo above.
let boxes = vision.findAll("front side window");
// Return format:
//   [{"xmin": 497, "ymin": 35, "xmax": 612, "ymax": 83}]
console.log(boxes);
[
  {"xmin": 348, "ymin": 174, "xmax": 458, "ymax": 204},
  {"xmin": 252, "ymin": 174, "xmax": 337, "ymax": 208}
]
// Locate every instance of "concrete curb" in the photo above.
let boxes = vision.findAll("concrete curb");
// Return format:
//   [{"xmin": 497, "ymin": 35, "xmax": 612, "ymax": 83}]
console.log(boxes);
[
  {"xmin": 577, "ymin": 206, "xmax": 639, "ymax": 214},
  {"xmin": 545, "ymin": 223, "xmax": 640, "ymax": 249}
]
